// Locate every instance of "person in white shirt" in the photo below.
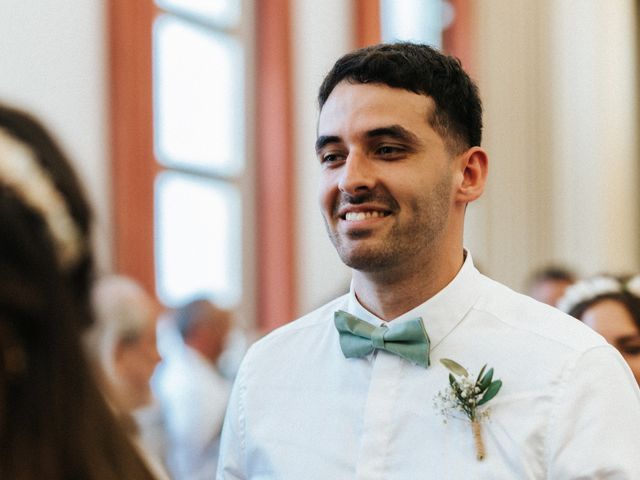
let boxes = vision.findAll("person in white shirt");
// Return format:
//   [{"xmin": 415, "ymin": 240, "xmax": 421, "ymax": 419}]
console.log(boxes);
[
  {"xmin": 217, "ymin": 42, "xmax": 640, "ymax": 479},
  {"xmin": 155, "ymin": 299, "xmax": 233, "ymax": 480}
]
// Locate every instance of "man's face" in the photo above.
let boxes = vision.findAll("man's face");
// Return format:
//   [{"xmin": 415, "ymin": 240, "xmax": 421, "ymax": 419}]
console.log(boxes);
[{"xmin": 316, "ymin": 81, "xmax": 457, "ymax": 272}]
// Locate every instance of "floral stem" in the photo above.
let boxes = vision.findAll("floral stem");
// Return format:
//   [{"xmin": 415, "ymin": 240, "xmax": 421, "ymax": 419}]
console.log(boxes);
[{"xmin": 472, "ymin": 419, "xmax": 485, "ymax": 460}]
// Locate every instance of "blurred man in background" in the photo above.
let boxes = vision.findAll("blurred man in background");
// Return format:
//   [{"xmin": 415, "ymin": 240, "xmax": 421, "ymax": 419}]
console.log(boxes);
[{"xmin": 154, "ymin": 299, "xmax": 233, "ymax": 480}]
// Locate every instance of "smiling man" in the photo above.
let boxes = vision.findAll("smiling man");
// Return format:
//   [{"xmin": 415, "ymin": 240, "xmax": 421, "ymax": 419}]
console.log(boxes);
[{"xmin": 217, "ymin": 43, "xmax": 640, "ymax": 479}]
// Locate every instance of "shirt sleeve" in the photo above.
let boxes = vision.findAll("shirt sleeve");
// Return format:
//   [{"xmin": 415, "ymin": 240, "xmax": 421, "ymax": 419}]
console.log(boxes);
[
  {"xmin": 216, "ymin": 354, "xmax": 249, "ymax": 480},
  {"xmin": 546, "ymin": 344, "xmax": 640, "ymax": 478}
]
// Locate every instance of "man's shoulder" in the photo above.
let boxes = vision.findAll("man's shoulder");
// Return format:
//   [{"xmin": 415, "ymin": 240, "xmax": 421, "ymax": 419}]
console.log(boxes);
[{"xmin": 475, "ymin": 274, "xmax": 607, "ymax": 352}]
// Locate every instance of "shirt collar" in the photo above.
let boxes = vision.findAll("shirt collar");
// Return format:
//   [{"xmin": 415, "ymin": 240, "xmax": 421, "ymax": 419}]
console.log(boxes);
[{"xmin": 346, "ymin": 250, "xmax": 482, "ymax": 350}]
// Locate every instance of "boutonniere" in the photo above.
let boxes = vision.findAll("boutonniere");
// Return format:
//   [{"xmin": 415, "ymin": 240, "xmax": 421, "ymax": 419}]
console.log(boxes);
[{"xmin": 433, "ymin": 358, "xmax": 502, "ymax": 460}]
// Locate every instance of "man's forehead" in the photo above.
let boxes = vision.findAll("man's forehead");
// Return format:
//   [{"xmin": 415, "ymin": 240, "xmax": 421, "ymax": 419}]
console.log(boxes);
[
  {"xmin": 321, "ymin": 81, "xmax": 434, "ymax": 110},
  {"xmin": 317, "ymin": 82, "xmax": 435, "ymax": 139}
]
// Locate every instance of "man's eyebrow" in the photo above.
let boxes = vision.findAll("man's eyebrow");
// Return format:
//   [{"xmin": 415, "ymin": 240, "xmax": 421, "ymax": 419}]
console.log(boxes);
[
  {"xmin": 315, "ymin": 125, "xmax": 420, "ymax": 153},
  {"xmin": 315, "ymin": 135, "xmax": 341, "ymax": 153},
  {"xmin": 366, "ymin": 125, "xmax": 420, "ymax": 144}
]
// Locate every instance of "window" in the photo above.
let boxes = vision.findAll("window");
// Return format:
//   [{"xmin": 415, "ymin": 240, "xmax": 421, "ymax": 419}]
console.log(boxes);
[
  {"xmin": 110, "ymin": 0, "xmax": 295, "ymax": 330},
  {"xmin": 380, "ymin": 0, "xmax": 454, "ymax": 48},
  {"xmin": 152, "ymin": 1, "xmax": 247, "ymax": 309}
]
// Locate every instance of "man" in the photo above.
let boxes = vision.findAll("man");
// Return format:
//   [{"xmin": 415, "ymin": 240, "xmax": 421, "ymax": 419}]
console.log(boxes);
[
  {"xmin": 217, "ymin": 43, "xmax": 640, "ymax": 478},
  {"xmin": 154, "ymin": 299, "xmax": 233, "ymax": 480}
]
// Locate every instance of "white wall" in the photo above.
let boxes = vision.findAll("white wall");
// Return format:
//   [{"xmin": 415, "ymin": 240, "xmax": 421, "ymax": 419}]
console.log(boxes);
[
  {"xmin": 467, "ymin": 0, "xmax": 639, "ymax": 290},
  {"xmin": 549, "ymin": 0, "xmax": 639, "ymax": 278},
  {"xmin": 0, "ymin": 0, "xmax": 111, "ymax": 270},
  {"xmin": 292, "ymin": 0, "xmax": 353, "ymax": 314}
]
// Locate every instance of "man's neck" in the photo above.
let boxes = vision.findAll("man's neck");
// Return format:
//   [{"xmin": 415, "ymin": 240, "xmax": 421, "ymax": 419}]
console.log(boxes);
[{"xmin": 351, "ymin": 249, "xmax": 465, "ymax": 321}]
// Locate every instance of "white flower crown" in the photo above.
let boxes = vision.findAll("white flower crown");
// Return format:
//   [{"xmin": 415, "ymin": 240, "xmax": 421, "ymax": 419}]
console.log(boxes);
[
  {"xmin": 627, "ymin": 275, "xmax": 640, "ymax": 298},
  {"xmin": 557, "ymin": 275, "xmax": 640, "ymax": 314},
  {"xmin": 0, "ymin": 127, "xmax": 83, "ymax": 270}
]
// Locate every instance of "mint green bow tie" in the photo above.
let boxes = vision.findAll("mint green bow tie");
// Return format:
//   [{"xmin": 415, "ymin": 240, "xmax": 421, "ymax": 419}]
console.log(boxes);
[{"xmin": 334, "ymin": 310, "xmax": 430, "ymax": 368}]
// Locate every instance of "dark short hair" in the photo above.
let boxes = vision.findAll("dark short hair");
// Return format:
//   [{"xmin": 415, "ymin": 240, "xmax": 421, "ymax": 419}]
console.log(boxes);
[
  {"xmin": 175, "ymin": 298, "xmax": 227, "ymax": 339},
  {"xmin": 529, "ymin": 265, "xmax": 576, "ymax": 285},
  {"xmin": 318, "ymin": 42, "xmax": 482, "ymax": 153}
]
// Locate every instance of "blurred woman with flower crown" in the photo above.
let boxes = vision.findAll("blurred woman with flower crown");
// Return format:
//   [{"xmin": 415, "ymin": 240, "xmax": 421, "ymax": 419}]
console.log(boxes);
[
  {"xmin": 558, "ymin": 274, "xmax": 640, "ymax": 385},
  {"xmin": 0, "ymin": 103, "xmax": 157, "ymax": 479}
]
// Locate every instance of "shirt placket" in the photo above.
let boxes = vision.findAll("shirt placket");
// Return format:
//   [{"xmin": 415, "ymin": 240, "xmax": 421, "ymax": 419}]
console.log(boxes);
[{"xmin": 355, "ymin": 348, "xmax": 405, "ymax": 480}]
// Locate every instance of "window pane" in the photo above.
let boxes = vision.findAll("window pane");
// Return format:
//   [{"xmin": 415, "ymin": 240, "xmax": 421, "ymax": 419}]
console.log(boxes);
[
  {"xmin": 153, "ymin": 14, "xmax": 244, "ymax": 175},
  {"xmin": 156, "ymin": 0, "xmax": 240, "ymax": 28},
  {"xmin": 380, "ymin": 0, "xmax": 453, "ymax": 48},
  {"xmin": 155, "ymin": 172, "xmax": 241, "ymax": 307}
]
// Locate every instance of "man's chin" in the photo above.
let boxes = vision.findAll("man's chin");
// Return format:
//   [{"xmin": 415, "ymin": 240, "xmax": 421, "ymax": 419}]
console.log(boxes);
[{"xmin": 336, "ymin": 246, "xmax": 392, "ymax": 272}]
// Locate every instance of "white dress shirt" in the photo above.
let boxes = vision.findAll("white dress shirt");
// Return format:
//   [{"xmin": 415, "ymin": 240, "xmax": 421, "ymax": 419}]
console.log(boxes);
[
  {"xmin": 217, "ymin": 253, "xmax": 640, "ymax": 479},
  {"xmin": 156, "ymin": 344, "xmax": 231, "ymax": 480}
]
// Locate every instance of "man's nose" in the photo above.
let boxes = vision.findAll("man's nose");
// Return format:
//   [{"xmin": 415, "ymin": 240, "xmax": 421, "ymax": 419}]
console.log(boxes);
[{"xmin": 338, "ymin": 151, "xmax": 376, "ymax": 195}]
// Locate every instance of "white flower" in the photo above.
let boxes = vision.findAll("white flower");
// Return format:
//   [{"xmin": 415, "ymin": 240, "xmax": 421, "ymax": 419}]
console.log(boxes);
[
  {"xmin": 435, "ymin": 359, "xmax": 503, "ymax": 461},
  {"xmin": 626, "ymin": 275, "xmax": 640, "ymax": 298}
]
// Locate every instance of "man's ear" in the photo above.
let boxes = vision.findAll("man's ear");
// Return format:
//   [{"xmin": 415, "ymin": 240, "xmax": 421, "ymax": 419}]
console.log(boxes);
[{"xmin": 454, "ymin": 146, "xmax": 488, "ymax": 204}]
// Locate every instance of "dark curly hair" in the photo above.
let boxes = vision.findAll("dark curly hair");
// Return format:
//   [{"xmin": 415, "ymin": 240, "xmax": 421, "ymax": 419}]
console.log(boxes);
[{"xmin": 318, "ymin": 42, "xmax": 483, "ymax": 154}]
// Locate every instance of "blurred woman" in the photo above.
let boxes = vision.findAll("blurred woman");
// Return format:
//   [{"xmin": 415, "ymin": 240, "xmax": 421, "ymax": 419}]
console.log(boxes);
[
  {"xmin": 0, "ymin": 104, "xmax": 156, "ymax": 479},
  {"xmin": 558, "ymin": 275, "xmax": 640, "ymax": 385}
]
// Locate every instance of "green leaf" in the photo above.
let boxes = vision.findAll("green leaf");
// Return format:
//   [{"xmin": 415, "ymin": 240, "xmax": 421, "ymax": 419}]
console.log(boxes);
[
  {"xmin": 479, "ymin": 368, "xmax": 494, "ymax": 390},
  {"xmin": 475, "ymin": 364, "xmax": 487, "ymax": 385},
  {"xmin": 448, "ymin": 375, "xmax": 465, "ymax": 402},
  {"xmin": 477, "ymin": 379, "xmax": 502, "ymax": 406},
  {"xmin": 440, "ymin": 358, "xmax": 469, "ymax": 377}
]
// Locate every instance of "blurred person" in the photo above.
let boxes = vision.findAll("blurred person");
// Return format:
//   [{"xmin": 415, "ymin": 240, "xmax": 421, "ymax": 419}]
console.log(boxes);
[
  {"xmin": 87, "ymin": 275, "xmax": 162, "ymax": 413},
  {"xmin": 154, "ymin": 299, "xmax": 233, "ymax": 480},
  {"xmin": 216, "ymin": 323, "xmax": 253, "ymax": 380},
  {"xmin": 85, "ymin": 274, "xmax": 168, "ymax": 478},
  {"xmin": 558, "ymin": 274, "xmax": 640, "ymax": 385},
  {"xmin": 0, "ymin": 104, "xmax": 156, "ymax": 479},
  {"xmin": 218, "ymin": 43, "xmax": 640, "ymax": 479},
  {"xmin": 526, "ymin": 265, "xmax": 576, "ymax": 307}
]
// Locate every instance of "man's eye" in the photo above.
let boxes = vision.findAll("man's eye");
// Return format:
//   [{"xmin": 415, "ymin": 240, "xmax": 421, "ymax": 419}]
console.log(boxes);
[
  {"xmin": 321, "ymin": 153, "xmax": 343, "ymax": 164},
  {"xmin": 376, "ymin": 145, "xmax": 404, "ymax": 156}
]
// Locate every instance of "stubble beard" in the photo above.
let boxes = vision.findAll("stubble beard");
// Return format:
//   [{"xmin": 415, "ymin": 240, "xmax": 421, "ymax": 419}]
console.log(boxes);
[{"xmin": 325, "ymin": 175, "xmax": 452, "ymax": 274}]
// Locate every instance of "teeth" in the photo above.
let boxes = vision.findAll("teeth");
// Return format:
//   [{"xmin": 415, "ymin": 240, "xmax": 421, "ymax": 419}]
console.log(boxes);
[{"xmin": 345, "ymin": 211, "xmax": 385, "ymax": 221}]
